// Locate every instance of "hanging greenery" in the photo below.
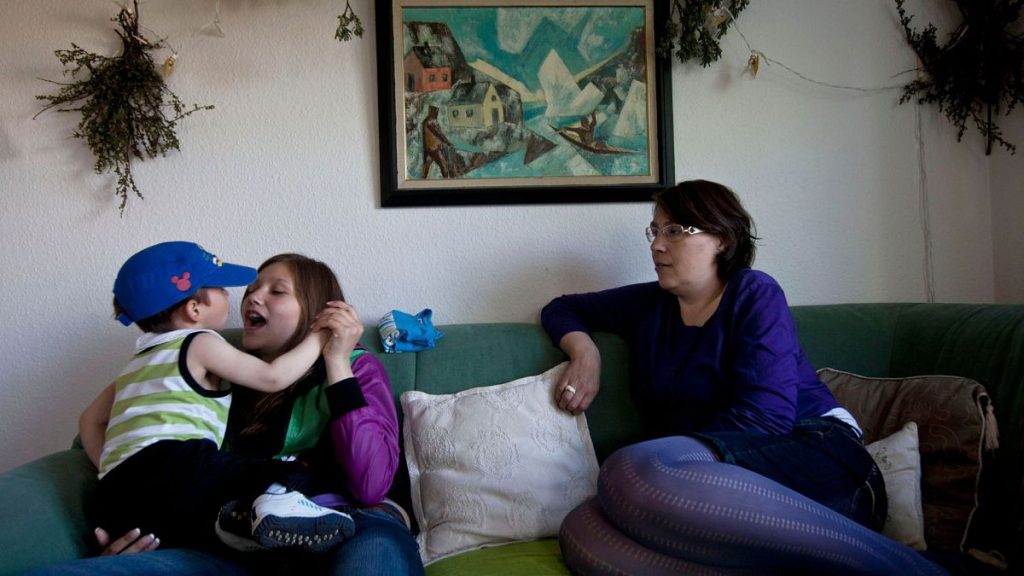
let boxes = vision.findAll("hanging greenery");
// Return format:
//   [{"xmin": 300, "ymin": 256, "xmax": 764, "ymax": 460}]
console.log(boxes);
[
  {"xmin": 658, "ymin": 0, "xmax": 750, "ymax": 66},
  {"xmin": 35, "ymin": 0, "xmax": 213, "ymax": 215},
  {"xmin": 895, "ymin": 0, "xmax": 1023, "ymax": 155},
  {"xmin": 335, "ymin": 0, "xmax": 364, "ymax": 42}
]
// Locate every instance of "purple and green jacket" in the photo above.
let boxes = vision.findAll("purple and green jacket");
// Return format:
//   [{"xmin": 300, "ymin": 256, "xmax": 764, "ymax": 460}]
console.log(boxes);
[{"xmin": 225, "ymin": 345, "xmax": 399, "ymax": 506}]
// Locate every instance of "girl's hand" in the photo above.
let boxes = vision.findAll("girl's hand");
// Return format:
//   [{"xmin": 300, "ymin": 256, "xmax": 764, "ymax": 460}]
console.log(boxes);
[
  {"xmin": 313, "ymin": 301, "xmax": 364, "ymax": 380},
  {"xmin": 94, "ymin": 527, "xmax": 160, "ymax": 556}
]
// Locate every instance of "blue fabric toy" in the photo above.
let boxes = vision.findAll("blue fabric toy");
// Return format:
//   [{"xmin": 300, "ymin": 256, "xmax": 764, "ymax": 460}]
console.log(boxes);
[{"xmin": 377, "ymin": 309, "xmax": 443, "ymax": 353}]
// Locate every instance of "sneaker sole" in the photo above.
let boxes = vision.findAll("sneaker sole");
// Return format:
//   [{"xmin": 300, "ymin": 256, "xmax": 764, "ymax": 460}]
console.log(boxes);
[
  {"xmin": 216, "ymin": 500, "xmax": 269, "ymax": 553},
  {"xmin": 253, "ymin": 511, "xmax": 355, "ymax": 553},
  {"xmin": 215, "ymin": 522, "xmax": 269, "ymax": 553}
]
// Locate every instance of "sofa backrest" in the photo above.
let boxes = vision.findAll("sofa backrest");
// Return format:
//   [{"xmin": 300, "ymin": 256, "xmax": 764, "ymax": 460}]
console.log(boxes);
[
  {"xmin": 353, "ymin": 323, "xmax": 644, "ymax": 525},
  {"xmin": 226, "ymin": 301, "xmax": 1024, "ymax": 487},
  {"xmin": 223, "ymin": 302, "xmax": 1024, "ymax": 558},
  {"xmin": 790, "ymin": 303, "xmax": 904, "ymax": 376},
  {"xmin": 365, "ymin": 323, "xmax": 644, "ymax": 464},
  {"xmin": 793, "ymin": 302, "xmax": 1024, "ymax": 557},
  {"xmin": 792, "ymin": 304, "xmax": 1024, "ymax": 483}
]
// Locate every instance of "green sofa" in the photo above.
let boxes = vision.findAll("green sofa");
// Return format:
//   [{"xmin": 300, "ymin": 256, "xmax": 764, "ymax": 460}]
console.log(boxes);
[{"xmin": 2, "ymin": 303, "xmax": 1022, "ymax": 575}]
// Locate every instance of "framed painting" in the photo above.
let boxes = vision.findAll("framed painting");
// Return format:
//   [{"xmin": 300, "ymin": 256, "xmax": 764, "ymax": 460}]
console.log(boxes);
[{"xmin": 376, "ymin": 0, "xmax": 674, "ymax": 207}]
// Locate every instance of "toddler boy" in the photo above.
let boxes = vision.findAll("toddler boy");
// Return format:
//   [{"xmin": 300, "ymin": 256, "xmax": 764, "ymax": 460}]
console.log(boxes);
[{"xmin": 79, "ymin": 241, "xmax": 352, "ymax": 553}]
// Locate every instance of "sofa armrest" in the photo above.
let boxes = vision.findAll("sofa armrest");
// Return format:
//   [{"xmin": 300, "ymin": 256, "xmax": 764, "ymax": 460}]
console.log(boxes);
[{"xmin": 0, "ymin": 448, "xmax": 97, "ymax": 575}]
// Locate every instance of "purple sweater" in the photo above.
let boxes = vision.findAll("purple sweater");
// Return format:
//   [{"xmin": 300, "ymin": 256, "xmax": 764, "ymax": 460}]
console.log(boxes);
[
  {"xmin": 542, "ymin": 269, "xmax": 839, "ymax": 436},
  {"xmin": 226, "ymin": 347, "xmax": 399, "ymax": 505}
]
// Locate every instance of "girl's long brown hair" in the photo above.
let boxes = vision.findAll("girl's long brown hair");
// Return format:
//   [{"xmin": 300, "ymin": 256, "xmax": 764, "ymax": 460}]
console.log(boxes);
[{"xmin": 237, "ymin": 253, "xmax": 344, "ymax": 437}]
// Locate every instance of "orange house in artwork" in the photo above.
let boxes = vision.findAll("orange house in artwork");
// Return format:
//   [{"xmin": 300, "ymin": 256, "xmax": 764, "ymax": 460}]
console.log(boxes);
[{"xmin": 403, "ymin": 45, "xmax": 452, "ymax": 93}]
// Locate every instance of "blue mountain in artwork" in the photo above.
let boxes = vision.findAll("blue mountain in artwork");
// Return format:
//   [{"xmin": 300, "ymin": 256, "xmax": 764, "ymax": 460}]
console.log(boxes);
[{"xmin": 511, "ymin": 16, "xmax": 589, "ymax": 92}]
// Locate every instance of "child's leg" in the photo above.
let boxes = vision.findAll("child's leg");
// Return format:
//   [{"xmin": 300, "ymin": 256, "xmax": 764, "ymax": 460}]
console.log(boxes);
[
  {"xmin": 214, "ymin": 465, "xmax": 355, "ymax": 554},
  {"xmin": 248, "ymin": 488, "xmax": 355, "ymax": 552},
  {"xmin": 102, "ymin": 438, "xmax": 351, "ymax": 553},
  {"xmin": 96, "ymin": 439, "xmax": 237, "ymax": 548}
]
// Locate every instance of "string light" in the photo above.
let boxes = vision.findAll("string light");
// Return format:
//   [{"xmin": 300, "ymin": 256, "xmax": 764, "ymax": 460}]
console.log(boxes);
[
  {"xmin": 721, "ymin": 5, "xmax": 907, "ymax": 93},
  {"xmin": 198, "ymin": 0, "xmax": 226, "ymax": 38},
  {"xmin": 719, "ymin": 5, "xmax": 935, "ymax": 301},
  {"xmin": 162, "ymin": 52, "xmax": 178, "ymax": 76}
]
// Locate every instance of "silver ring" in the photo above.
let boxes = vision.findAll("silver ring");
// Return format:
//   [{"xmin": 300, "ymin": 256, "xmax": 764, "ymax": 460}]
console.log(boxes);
[{"xmin": 564, "ymin": 385, "xmax": 577, "ymax": 395}]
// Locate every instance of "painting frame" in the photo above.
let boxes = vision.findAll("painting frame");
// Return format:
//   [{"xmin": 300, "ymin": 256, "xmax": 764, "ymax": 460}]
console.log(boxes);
[{"xmin": 376, "ymin": 0, "xmax": 674, "ymax": 208}]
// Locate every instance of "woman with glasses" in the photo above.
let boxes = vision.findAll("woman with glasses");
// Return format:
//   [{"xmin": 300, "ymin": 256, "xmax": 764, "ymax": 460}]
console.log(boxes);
[{"xmin": 541, "ymin": 180, "xmax": 946, "ymax": 575}]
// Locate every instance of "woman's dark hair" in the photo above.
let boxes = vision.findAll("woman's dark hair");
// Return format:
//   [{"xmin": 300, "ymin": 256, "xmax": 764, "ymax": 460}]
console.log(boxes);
[
  {"xmin": 652, "ymin": 180, "xmax": 758, "ymax": 280},
  {"xmin": 237, "ymin": 253, "xmax": 345, "ymax": 437}
]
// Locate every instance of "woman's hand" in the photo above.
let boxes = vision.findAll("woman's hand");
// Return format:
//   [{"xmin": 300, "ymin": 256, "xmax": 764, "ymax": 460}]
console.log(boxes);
[
  {"xmin": 556, "ymin": 332, "xmax": 601, "ymax": 415},
  {"xmin": 314, "ymin": 301, "xmax": 364, "ymax": 381},
  {"xmin": 94, "ymin": 527, "xmax": 160, "ymax": 555}
]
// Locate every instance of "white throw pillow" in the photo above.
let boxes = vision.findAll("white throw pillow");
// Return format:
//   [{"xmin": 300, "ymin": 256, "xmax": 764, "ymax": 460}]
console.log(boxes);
[
  {"xmin": 865, "ymin": 421, "xmax": 927, "ymax": 550},
  {"xmin": 400, "ymin": 362, "xmax": 599, "ymax": 565}
]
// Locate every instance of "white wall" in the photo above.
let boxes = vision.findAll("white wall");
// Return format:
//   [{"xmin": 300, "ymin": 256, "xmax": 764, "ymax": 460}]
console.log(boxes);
[
  {"xmin": 0, "ymin": 0, "xmax": 1016, "ymax": 473},
  {"xmin": 992, "ymin": 18, "xmax": 1024, "ymax": 304},
  {"xmin": 992, "ymin": 85, "xmax": 1024, "ymax": 303}
]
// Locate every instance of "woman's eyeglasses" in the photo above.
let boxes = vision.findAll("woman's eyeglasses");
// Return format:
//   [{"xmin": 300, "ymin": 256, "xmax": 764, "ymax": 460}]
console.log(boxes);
[{"xmin": 644, "ymin": 224, "xmax": 704, "ymax": 243}]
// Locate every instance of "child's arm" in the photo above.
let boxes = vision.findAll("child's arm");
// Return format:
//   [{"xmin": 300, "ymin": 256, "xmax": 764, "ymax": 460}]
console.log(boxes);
[
  {"xmin": 79, "ymin": 383, "xmax": 115, "ymax": 468},
  {"xmin": 188, "ymin": 329, "xmax": 328, "ymax": 393}
]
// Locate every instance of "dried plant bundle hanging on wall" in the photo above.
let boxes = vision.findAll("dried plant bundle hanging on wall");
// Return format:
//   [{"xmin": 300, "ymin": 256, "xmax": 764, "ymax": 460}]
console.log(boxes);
[
  {"xmin": 895, "ymin": 0, "xmax": 1023, "ymax": 155},
  {"xmin": 659, "ymin": 0, "xmax": 750, "ymax": 66},
  {"xmin": 35, "ymin": 0, "xmax": 213, "ymax": 215},
  {"xmin": 335, "ymin": 0, "xmax": 364, "ymax": 42}
]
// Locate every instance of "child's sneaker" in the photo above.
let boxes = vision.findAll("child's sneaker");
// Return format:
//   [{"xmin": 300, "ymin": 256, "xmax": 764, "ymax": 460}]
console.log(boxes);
[
  {"xmin": 215, "ymin": 500, "xmax": 268, "ymax": 553},
  {"xmin": 251, "ymin": 491, "xmax": 355, "ymax": 553}
]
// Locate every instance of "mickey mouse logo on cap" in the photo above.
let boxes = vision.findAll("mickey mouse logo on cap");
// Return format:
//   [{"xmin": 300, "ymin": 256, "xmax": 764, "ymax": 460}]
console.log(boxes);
[
  {"xmin": 171, "ymin": 272, "xmax": 192, "ymax": 292},
  {"xmin": 114, "ymin": 241, "xmax": 257, "ymax": 327}
]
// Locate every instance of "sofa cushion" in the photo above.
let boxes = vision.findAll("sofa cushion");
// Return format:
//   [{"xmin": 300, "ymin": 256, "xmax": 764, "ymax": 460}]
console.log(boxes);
[
  {"xmin": 818, "ymin": 369, "xmax": 991, "ymax": 551},
  {"xmin": 401, "ymin": 362, "xmax": 599, "ymax": 565},
  {"xmin": 865, "ymin": 421, "xmax": 926, "ymax": 550},
  {"xmin": 424, "ymin": 538, "xmax": 566, "ymax": 576}
]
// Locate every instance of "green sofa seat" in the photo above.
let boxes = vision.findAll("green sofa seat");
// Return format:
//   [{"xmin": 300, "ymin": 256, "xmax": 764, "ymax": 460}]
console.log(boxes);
[{"xmin": 1, "ymin": 303, "xmax": 1021, "ymax": 575}]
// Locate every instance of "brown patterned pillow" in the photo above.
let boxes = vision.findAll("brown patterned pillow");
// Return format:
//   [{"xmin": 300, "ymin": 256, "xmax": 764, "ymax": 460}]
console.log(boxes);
[{"xmin": 817, "ymin": 369, "xmax": 993, "ymax": 552}]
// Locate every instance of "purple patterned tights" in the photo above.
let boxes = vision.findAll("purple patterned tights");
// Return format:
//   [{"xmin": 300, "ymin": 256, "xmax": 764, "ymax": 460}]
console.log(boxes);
[{"xmin": 560, "ymin": 436, "xmax": 948, "ymax": 575}]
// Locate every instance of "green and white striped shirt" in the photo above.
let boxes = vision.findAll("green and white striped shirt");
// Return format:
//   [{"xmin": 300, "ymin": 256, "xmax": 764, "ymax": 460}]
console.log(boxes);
[{"xmin": 98, "ymin": 329, "xmax": 231, "ymax": 478}]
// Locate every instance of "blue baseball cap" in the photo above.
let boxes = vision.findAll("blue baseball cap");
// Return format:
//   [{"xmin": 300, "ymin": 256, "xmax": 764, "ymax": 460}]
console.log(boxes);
[{"xmin": 113, "ymin": 241, "xmax": 257, "ymax": 326}]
